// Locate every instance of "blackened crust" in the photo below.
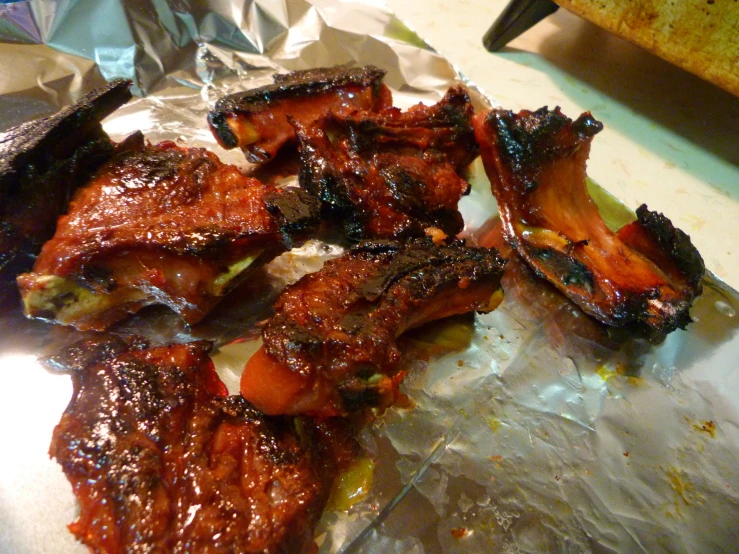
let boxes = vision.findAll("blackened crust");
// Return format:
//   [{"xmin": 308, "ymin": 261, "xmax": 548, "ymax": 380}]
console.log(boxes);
[
  {"xmin": 206, "ymin": 111, "xmax": 239, "ymax": 148},
  {"xmin": 354, "ymin": 239, "xmax": 507, "ymax": 302},
  {"xmin": 0, "ymin": 79, "xmax": 132, "ymax": 292},
  {"xmin": 212, "ymin": 65, "xmax": 386, "ymax": 115},
  {"xmin": 635, "ymin": 205, "xmax": 705, "ymax": 289},
  {"xmin": 0, "ymin": 79, "xmax": 133, "ymax": 188},
  {"xmin": 485, "ymin": 107, "xmax": 602, "ymax": 190},
  {"xmin": 264, "ymin": 186, "xmax": 321, "ymax": 243}
]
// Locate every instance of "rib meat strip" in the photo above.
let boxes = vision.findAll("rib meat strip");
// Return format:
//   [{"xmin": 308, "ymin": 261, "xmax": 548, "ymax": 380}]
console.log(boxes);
[
  {"xmin": 293, "ymin": 87, "xmax": 479, "ymax": 240},
  {"xmin": 240, "ymin": 238, "xmax": 506, "ymax": 417},
  {"xmin": 49, "ymin": 338, "xmax": 348, "ymax": 554},
  {"xmin": 208, "ymin": 65, "xmax": 392, "ymax": 163},
  {"xmin": 473, "ymin": 106, "xmax": 704, "ymax": 332},
  {"xmin": 17, "ymin": 133, "xmax": 319, "ymax": 330}
]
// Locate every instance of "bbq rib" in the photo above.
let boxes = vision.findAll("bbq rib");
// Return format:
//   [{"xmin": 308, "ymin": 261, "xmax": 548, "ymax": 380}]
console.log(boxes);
[
  {"xmin": 240, "ymin": 239, "xmax": 506, "ymax": 417},
  {"xmin": 0, "ymin": 79, "xmax": 132, "ymax": 299},
  {"xmin": 473, "ymin": 106, "xmax": 704, "ymax": 333},
  {"xmin": 293, "ymin": 87, "xmax": 479, "ymax": 240},
  {"xmin": 49, "ymin": 338, "xmax": 347, "ymax": 554},
  {"xmin": 17, "ymin": 133, "xmax": 319, "ymax": 330},
  {"xmin": 208, "ymin": 65, "xmax": 392, "ymax": 163}
]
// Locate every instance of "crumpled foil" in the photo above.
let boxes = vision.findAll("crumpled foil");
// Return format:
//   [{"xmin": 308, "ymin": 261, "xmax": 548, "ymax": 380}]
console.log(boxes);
[{"xmin": 1, "ymin": 1, "xmax": 737, "ymax": 553}]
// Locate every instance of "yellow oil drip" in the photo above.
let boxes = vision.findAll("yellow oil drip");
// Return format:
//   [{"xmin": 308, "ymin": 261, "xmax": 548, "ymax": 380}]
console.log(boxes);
[{"xmin": 327, "ymin": 457, "xmax": 375, "ymax": 511}]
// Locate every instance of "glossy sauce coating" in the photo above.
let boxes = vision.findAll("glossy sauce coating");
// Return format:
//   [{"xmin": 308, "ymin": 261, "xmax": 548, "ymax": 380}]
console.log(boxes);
[
  {"xmin": 18, "ymin": 135, "xmax": 317, "ymax": 329},
  {"xmin": 294, "ymin": 87, "xmax": 478, "ymax": 240},
  {"xmin": 49, "ymin": 340, "xmax": 336, "ymax": 554},
  {"xmin": 209, "ymin": 65, "xmax": 392, "ymax": 163},
  {"xmin": 224, "ymin": 85, "xmax": 391, "ymax": 163},
  {"xmin": 34, "ymin": 137, "xmax": 280, "ymax": 275},
  {"xmin": 240, "ymin": 239, "xmax": 506, "ymax": 416}
]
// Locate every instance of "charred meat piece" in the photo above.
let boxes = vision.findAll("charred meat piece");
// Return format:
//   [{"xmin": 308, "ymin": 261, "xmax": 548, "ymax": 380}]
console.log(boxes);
[
  {"xmin": 294, "ymin": 87, "xmax": 479, "ymax": 240},
  {"xmin": 473, "ymin": 107, "xmax": 704, "ymax": 333},
  {"xmin": 0, "ymin": 79, "xmax": 132, "ymax": 298},
  {"xmin": 17, "ymin": 134, "xmax": 319, "ymax": 330},
  {"xmin": 49, "ymin": 339, "xmax": 339, "ymax": 554},
  {"xmin": 208, "ymin": 65, "xmax": 392, "ymax": 163},
  {"xmin": 240, "ymin": 238, "xmax": 506, "ymax": 417}
]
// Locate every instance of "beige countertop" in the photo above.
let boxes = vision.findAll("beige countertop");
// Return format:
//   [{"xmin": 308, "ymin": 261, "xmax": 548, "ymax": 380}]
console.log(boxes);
[{"xmin": 386, "ymin": 0, "xmax": 739, "ymax": 291}]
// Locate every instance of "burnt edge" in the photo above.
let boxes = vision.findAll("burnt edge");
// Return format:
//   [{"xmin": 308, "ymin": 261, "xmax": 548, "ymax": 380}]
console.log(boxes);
[
  {"xmin": 0, "ymin": 78, "xmax": 133, "ymax": 187},
  {"xmin": 264, "ymin": 186, "xmax": 321, "ymax": 246},
  {"xmin": 208, "ymin": 65, "xmax": 386, "ymax": 150},
  {"xmin": 0, "ymin": 80, "xmax": 133, "ymax": 289},
  {"xmin": 635, "ymin": 204, "xmax": 706, "ymax": 289},
  {"xmin": 212, "ymin": 65, "xmax": 386, "ymax": 114},
  {"xmin": 486, "ymin": 106, "xmax": 602, "ymax": 189},
  {"xmin": 352, "ymin": 238, "xmax": 507, "ymax": 302}
]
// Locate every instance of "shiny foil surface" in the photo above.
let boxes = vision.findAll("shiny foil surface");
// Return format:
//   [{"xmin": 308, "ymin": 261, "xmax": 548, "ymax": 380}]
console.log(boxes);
[{"xmin": 0, "ymin": 1, "xmax": 737, "ymax": 553}]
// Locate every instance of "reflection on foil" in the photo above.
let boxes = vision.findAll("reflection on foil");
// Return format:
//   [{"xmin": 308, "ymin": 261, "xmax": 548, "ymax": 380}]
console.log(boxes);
[
  {"xmin": 0, "ymin": 1, "xmax": 738, "ymax": 553},
  {"xmin": 0, "ymin": 1, "xmax": 41, "ymax": 43}
]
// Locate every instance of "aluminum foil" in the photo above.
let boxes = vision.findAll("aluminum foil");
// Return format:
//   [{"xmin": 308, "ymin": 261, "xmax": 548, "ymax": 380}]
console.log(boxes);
[{"xmin": 1, "ymin": 1, "xmax": 737, "ymax": 553}]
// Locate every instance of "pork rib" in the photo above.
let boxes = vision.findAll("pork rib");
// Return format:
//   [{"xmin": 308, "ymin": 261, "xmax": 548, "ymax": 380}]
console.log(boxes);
[
  {"xmin": 17, "ymin": 133, "xmax": 319, "ymax": 330},
  {"xmin": 293, "ymin": 87, "xmax": 478, "ymax": 240},
  {"xmin": 49, "ymin": 338, "xmax": 340, "ymax": 554},
  {"xmin": 240, "ymin": 238, "xmax": 506, "ymax": 417},
  {"xmin": 473, "ymin": 106, "xmax": 704, "ymax": 332},
  {"xmin": 208, "ymin": 65, "xmax": 392, "ymax": 163}
]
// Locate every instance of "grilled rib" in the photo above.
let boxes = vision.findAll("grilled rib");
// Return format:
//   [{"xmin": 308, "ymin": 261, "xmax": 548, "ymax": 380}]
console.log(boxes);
[
  {"xmin": 240, "ymin": 238, "xmax": 506, "ymax": 417},
  {"xmin": 473, "ymin": 106, "xmax": 704, "ymax": 333},
  {"xmin": 0, "ymin": 79, "xmax": 132, "ymax": 299},
  {"xmin": 208, "ymin": 65, "xmax": 392, "ymax": 163},
  {"xmin": 17, "ymin": 133, "xmax": 319, "ymax": 330},
  {"xmin": 48, "ymin": 338, "xmax": 341, "ymax": 554},
  {"xmin": 293, "ymin": 87, "xmax": 478, "ymax": 240}
]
